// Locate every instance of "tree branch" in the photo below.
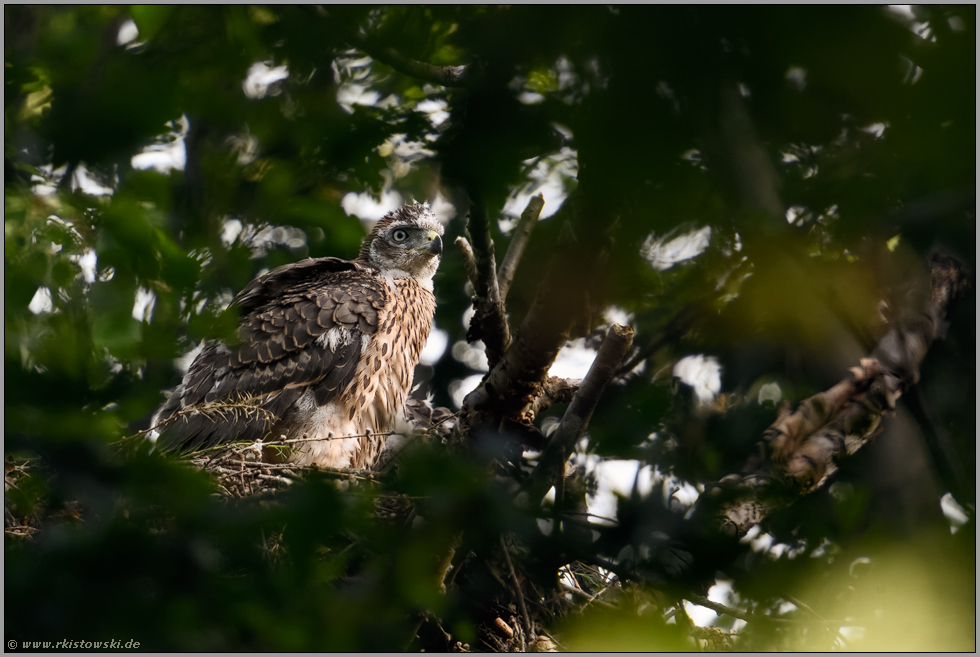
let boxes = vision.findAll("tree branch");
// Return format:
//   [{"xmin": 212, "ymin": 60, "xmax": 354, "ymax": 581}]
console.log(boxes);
[
  {"xmin": 345, "ymin": 24, "xmax": 470, "ymax": 88},
  {"xmin": 525, "ymin": 324, "xmax": 634, "ymax": 505},
  {"xmin": 465, "ymin": 201, "xmax": 511, "ymax": 369},
  {"xmin": 497, "ymin": 194, "xmax": 544, "ymax": 302},
  {"xmin": 454, "ymin": 235, "xmax": 480, "ymax": 292},
  {"xmin": 700, "ymin": 251, "xmax": 970, "ymax": 537},
  {"xmin": 458, "ymin": 201, "xmax": 615, "ymax": 434},
  {"xmin": 616, "ymin": 302, "xmax": 705, "ymax": 376},
  {"xmin": 500, "ymin": 535, "xmax": 532, "ymax": 644},
  {"xmin": 685, "ymin": 594, "xmax": 849, "ymax": 628},
  {"xmin": 529, "ymin": 376, "xmax": 580, "ymax": 418},
  {"xmin": 369, "ymin": 43, "xmax": 469, "ymax": 88}
]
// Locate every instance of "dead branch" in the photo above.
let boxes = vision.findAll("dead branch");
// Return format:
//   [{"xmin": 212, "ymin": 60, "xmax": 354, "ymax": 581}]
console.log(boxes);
[
  {"xmin": 465, "ymin": 201, "xmax": 512, "ymax": 369},
  {"xmin": 455, "ymin": 236, "xmax": 481, "ymax": 292},
  {"xmin": 500, "ymin": 535, "xmax": 532, "ymax": 646},
  {"xmin": 497, "ymin": 194, "xmax": 545, "ymax": 302},
  {"xmin": 525, "ymin": 325, "xmax": 634, "ymax": 505}
]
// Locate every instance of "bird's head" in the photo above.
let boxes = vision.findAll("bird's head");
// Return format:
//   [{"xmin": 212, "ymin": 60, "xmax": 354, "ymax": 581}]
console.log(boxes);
[{"xmin": 359, "ymin": 203, "xmax": 444, "ymax": 288}]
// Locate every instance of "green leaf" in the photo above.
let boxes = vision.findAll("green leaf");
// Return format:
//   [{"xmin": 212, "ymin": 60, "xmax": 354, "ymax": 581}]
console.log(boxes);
[{"xmin": 130, "ymin": 5, "xmax": 175, "ymax": 41}]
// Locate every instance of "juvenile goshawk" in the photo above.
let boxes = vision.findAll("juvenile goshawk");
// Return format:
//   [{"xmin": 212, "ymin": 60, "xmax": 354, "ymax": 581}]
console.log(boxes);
[{"xmin": 153, "ymin": 203, "xmax": 444, "ymax": 470}]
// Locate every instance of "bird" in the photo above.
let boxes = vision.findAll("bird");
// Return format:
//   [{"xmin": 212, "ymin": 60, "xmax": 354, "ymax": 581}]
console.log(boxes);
[{"xmin": 152, "ymin": 202, "xmax": 445, "ymax": 470}]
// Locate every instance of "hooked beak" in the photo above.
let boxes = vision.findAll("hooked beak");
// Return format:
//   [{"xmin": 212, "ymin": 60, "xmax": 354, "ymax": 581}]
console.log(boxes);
[{"xmin": 426, "ymin": 231, "xmax": 443, "ymax": 256}]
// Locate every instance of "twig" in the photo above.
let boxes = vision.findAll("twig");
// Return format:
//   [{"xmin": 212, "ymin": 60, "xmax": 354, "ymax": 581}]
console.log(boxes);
[
  {"xmin": 497, "ymin": 194, "xmax": 544, "ymax": 302},
  {"xmin": 5, "ymin": 525, "xmax": 40, "ymax": 538},
  {"xmin": 500, "ymin": 535, "xmax": 532, "ymax": 644},
  {"xmin": 182, "ymin": 430, "xmax": 396, "ymax": 459},
  {"xmin": 525, "ymin": 324, "xmax": 634, "ymax": 505},
  {"xmin": 465, "ymin": 201, "xmax": 511, "ymax": 369},
  {"xmin": 253, "ymin": 473, "xmax": 294, "ymax": 485},
  {"xmin": 685, "ymin": 593, "xmax": 754, "ymax": 624},
  {"xmin": 119, "ymin": 399, "xmax": 278, "ymax": 443},
  {"xmin": 560, "ymin": 581, "xmax": 591, "ymax": 600},
  {"xmin": 559, "ymin": 582, "xmax": 616, "ymax": 609},
  {"xmin": 685, "ymin": 594, "xmax": 851, "ymax": 628},
  {"xmin": 787, "ymin": 595, "xmax": 851, "ymax": 647},
  {"xmin": 559, "ymin": 510, "xmax": 620, "ymax": 527},
  {"xmin": 353, "ymin": 34, "xmax": 470, "ymax": 88},
  {"xmin": 616, "ymin": 302, "xmax": 705, "ymax": 376},
  {"xmin": 270, "ymin": 431, "xmax": 395, "ymax": 446}
]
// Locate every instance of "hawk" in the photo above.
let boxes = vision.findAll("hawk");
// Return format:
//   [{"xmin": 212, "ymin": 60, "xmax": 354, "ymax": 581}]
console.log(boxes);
[{"xmin": 153, "ymin": 202, "xmax": 444, "ymax": 470}]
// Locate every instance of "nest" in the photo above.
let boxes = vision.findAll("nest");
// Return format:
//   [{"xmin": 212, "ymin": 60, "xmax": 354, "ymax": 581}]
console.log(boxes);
[
  {"xmin": 5, "ymin": 457, "xmax": 41, "ymax": 539},
  {"xmin": 181, "ymin": 438, "xmax": 386, "ymax": 499}
]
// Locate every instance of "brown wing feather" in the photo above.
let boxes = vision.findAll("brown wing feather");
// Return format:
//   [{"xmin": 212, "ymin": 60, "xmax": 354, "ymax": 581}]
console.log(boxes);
[
  {"xmin": 234, "ymin": 257, "xmax": 358, "ymax": 313},
  {"xmin": 155, "ymin": 263, "xmax": 387, "ymax": 453}
]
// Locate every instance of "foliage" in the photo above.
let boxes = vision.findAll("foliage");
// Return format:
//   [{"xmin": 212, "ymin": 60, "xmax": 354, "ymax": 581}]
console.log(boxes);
[{"xmin": 5, "ymin": 5, "xmax": 975, "ymax": 651}]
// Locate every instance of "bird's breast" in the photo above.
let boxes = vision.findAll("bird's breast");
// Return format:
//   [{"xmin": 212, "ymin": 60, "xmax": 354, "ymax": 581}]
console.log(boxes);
[{"xmin": 352, "ymin": 278, "xmax": 436, "ymax": 434}]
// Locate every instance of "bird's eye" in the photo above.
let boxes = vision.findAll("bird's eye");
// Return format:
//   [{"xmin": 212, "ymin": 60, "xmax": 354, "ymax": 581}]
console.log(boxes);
[{"xmin": 391, "ymin": 229, "xmax": 409, "ymax": 243}]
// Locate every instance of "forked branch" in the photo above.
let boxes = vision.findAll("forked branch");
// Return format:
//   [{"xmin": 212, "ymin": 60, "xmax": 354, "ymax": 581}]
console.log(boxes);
[
  {"xmin": 526, "ymin": 324, "xmax": 634, "ymax": 505},
  {"xmin": 458, "ymin": 197, "xmax": 616, "ymax": 433}
]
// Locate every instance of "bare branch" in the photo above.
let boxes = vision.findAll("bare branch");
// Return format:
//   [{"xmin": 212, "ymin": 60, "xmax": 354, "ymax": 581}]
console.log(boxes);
[
  {"xmin": 500, "ymin": 535, "xmax": 532, "ymax": 644},
  {"xmin": 454, "ymin": 235, "xmax": 480, "ymax": 292},
  {"xmin": 465, "ymin": 202, "xmax": 511, "ymax": 369},
  {"xmin": 685, "ymin": 594, "xmax": 849, "ymax": 628},
  {"xmin": 559, "ymin": 582, "xmax": 616, "ymax": 609},
  {"xmin": 359, "ymin": 36, "xmax": 470, "ymax": 88},
  {"xmin": 497, "ymin": 194, "xmax": 545, "ymax": 302},
  {"xmin": 684, "ymin": 594, "xmax": 754, "ymax": 624},
  {"xmin": 529, "ymin": 376, "xmax": 580, "ymax": 418},
  {"xmin": 526, "ymin": 324, "xmax": 634, "ymax": 505}
]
